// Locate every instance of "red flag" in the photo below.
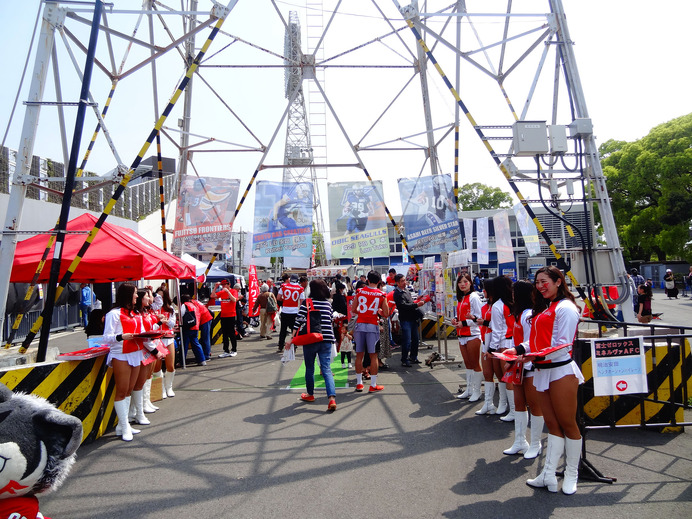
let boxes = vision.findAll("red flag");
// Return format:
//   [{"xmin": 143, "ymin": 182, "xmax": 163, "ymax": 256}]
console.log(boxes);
[{"xmin": 248, "ymin": 265, "xmax": 260, "ymax": 317}]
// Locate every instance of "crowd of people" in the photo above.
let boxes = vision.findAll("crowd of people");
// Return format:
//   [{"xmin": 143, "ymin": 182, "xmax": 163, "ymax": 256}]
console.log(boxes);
[{"xmin": 85, "ymin": 262, "xmax": 672, "ymax": 496}]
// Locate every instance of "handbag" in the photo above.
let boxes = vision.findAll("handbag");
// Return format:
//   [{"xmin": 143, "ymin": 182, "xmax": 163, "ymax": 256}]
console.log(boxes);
[
  {"xmin": 266, "ymin": 293, "xmax": 278, "ymax": 313},
  {"xmin": 291, "ymin": 299, "xmax": 324, "ymax": 346}
]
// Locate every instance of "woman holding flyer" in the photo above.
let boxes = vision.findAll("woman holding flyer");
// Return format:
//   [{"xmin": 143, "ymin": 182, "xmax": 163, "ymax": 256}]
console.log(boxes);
[{"xmin": 504, "ymin": 266, "xmax": 583, "ymax": 494}]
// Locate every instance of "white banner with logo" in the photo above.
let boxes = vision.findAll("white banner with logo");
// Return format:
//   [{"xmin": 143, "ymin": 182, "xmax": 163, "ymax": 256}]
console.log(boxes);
[
  {"xmin": 493, "ymin": 210, "xmax": 514, "ymax": 264},
  {"xmin": 513, "ymin": 202, "xmax": 541, "ymax": 257},
  {"xmin": 476, "ymin": 217, "xmax": 489, "ymax": 265}
]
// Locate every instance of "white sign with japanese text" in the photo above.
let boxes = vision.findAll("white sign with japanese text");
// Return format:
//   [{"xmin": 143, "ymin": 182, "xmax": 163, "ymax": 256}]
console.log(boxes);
[{"xmin": 590, "ymin": 336, "xmax": 648, "ymax": 396}]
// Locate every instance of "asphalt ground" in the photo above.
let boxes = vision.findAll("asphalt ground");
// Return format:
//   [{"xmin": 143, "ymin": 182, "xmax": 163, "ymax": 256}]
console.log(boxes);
[{"xmin": 37, "ymin": 289, "xmax": 691, "ymax": 518}]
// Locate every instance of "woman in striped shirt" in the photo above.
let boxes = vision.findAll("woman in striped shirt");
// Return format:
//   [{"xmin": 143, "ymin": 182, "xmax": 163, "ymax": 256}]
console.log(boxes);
[{"xmin": 288, "ymin": 278, "xmax": 337, "ymax": 412}]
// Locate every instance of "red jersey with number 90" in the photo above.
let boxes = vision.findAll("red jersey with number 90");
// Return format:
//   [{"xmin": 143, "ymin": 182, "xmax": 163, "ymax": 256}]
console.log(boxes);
[
  {"xmin": 354, "ymin": 287, "xmax": 385, "ymax": 325},
  {"xmin": 279, "ymin": 282, "xmax": 304, "ymax": 312}
]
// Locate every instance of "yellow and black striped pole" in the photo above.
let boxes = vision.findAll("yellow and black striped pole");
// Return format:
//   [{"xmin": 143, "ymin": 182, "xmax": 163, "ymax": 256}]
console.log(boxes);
[
  {"xmin": 21, "ymin": 12, "xmax": 234, "ymax": 353},
  {"xmin": 398, "ymin": 13, "xmax": 591, "ymax": 306},
  {"xmin": 156, "ymin": 131, "xmax": 167, "ymax": 251}
]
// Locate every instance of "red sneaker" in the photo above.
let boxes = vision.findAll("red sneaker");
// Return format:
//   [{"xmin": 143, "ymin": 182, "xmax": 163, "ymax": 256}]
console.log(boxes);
[
  {"xmin": 355, "ymin": 384, "xmax": 364, "ymax": 392},
  {"xmin": 327, "ymin": 399, "xmax": 337, "ymax": 412},
  {"xmin": 369, "ymin": 385, "xmax": 384, "ymax": 393},
  {"xmin": 300, "ymin": 393, "xmax": 315, "ymax": 402}
]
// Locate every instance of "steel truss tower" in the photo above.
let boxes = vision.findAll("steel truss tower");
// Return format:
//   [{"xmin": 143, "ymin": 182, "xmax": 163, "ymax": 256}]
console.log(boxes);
[
  {"xmin": 0, "ymin": 0, "xmax": 634, "ymax": 326},
  {"xmin": 282, "ymin": 10, "xmax": 326, "ymax": 266}
]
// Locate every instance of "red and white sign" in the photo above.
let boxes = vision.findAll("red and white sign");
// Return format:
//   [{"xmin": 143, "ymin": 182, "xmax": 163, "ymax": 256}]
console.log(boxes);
[{"xmin": 248, "ymin": 265, "xmax": 260, "ymax": 317}]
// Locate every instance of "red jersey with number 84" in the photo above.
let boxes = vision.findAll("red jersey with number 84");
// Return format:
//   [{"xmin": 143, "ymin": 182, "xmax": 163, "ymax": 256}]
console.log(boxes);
[{"xmin": 354, "ymin": 287, "xmax": 385, "ymax": 325}]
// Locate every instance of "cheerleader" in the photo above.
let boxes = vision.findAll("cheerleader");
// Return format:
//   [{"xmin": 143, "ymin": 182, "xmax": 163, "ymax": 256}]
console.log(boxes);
[
  {"xmin": 155, "ymin": 287, "xmax": 177, "ymax": 397},
  {"xmin": 451, "ymin": 273, "xmax": 483, "ymax": 402},
  {"xmin": 506, "ymin": 266, "xmax": 583, "ymax": 494},
  {"xmin": 103, "ymin": 284, "xmax": 163, "ymax": 442},
  {"xmin": 128, "ymin": 289, "xmax": 165, "ymax": 426},
  {"xmin": 477, "ymin": 277, "xmax": 515, "ymax": 418},
  {"xmin": 474, "ymin": 281, "xmax": 495, "ymax": 414},
  {"xmin": 502, "ymin": 281, "xmax": 544, "ymax": 458}
]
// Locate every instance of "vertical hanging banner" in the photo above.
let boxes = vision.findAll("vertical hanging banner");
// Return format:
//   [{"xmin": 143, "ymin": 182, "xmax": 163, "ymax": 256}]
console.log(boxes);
[
  {"xmin": 248, "ymin": 265, "xmax": 260, "ymax": 317},
  {"xmin": 327, "ymin": 181, "xmax": 389, "ymax": 259},
  {"xmin": 253, "ymin": 181, "xmax": 313, "ymax": 258},
  {"xmin": 463, "ymin": 217, "xmax": 474, "ymax": 257},
  {"xmin": 493, "ymin": 210, "xmax": 515, "ymax": 264},
  {"xmin": 513, "ymin": 202, "xmax": 542, "ymax": 257},
  {"xmin": 173, "ymin": 176, "xmax": 240, "ymax": 253},
  {"xmin": 590, "ymin": 336, "xmax": 648, "ymax": 396},
  {"xmin": 476, "ymin": 217, "xmax": 489, "ymax": 265},
  {"xmin": 397, "ymin": 174, "xmax": 462, "ymax": 254}
]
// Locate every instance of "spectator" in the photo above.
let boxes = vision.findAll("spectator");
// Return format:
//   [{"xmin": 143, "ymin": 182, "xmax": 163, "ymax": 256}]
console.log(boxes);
[
  {"xmin": 287, "ymin": 278, "xmax": 338, "ymax": 412},
  {"xmin": 252, "ymin": 284, "xmax": 275, "ymax": 339},
  {"xmin": 214, "ymin": 280, "xmax": 238, "ymax": 358},
  {"xmin": 392, "ymin": 273, "xmax": 424, "ymax": 368},
  {"xmin": 79, "ymin": 283, "xmax": 94, "ymax": 328}
]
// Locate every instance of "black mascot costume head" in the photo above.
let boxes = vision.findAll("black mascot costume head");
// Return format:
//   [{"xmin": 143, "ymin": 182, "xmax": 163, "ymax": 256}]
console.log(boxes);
[{"xmin": 0, "ymin": 383, "xmax": 82, "ymax": 519}]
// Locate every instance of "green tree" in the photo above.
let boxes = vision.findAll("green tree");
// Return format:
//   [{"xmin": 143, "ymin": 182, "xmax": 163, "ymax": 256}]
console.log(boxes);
[
  {"xmin": 457, "ymin": 182, "xmax": 513, "ymax": 210},
  {"xmin": 599, "ymin": 113, "xmax": 692, "ymax": 262}
]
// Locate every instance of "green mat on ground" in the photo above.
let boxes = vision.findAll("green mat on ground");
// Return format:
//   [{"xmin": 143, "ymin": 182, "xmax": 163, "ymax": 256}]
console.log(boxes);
[{"xmin": 289, "ymin": 355, "xmax": 349, "ymax": 389}]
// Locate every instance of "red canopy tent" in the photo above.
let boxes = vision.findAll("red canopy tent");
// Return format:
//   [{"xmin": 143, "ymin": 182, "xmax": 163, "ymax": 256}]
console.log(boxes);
[{"xmin": 10, "ymin": 213, "xmax": 196, "ymax": 283}]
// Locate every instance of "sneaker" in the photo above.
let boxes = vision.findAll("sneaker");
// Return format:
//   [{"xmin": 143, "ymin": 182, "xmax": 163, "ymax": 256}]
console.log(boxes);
[
  {"xmin": 369, "ymin": 384, "xmax": 384, "ymax": 393},
  {"xmin": 355, "ymin": 384, "xmax": 365, "ymax": 392},
  {"xmin": 229, "ymin": 351, "xmax": 237, "ymax": 357},
  {"xmin": 300, "ymin": 393, "xmax": 315, "ymax": 402},
  {"xmin": 200, "ymin": 361, "xmax": 207, "ymax": 366},
  {"xmin": 410, "ymin": 359, "xmax": 421, "ymax": 364},
  {"xmin": 218, "ymin": 352, "xmax": 232, "ymax": 358},
  {"xmin": 327, "ymin": 399, "xmax": 337, "ymax": 412},
  {"xmin": 341, "ymin": 363, "xmax": 346, "ymax": 369},
  {"xmin": 348, "ymin": 363, "xmax": 353, "ymax": 368}
]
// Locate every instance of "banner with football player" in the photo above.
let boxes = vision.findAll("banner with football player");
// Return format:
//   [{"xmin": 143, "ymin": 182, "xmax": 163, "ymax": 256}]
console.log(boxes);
[
  {"xmin": 252, "ymin": 181, "xmax": 313, "ymax": 258},
  {"xmin": 327, "ymin": 181, "xmax": 389, "ymax": 259},
  {"xmin": 397, "ymin": 174, "xmax": 462, "ymax": 254},
  {"xmin": 172, "ymin": 176, "xmax": 240, "ymax": 253}
]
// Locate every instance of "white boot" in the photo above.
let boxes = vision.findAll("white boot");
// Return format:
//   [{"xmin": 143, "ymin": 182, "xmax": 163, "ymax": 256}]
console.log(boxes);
[
  {"xmin": 475, "ymin": 381, "xmax": 496, "ymax": 415},
  {"xmin": 524, "ymin": 415, "xmax": 544, "ymax": 459},
  {"xmin": 155, "ymin": 370, "xmax": 166, "ymax": 399},
  {"xmin": 115, "ymin": 397, "xmax": 140, "ymax": 435},
  {"xmin": 164, "ymin": 371, "xmax": 176, "ymax": 397},
  {"xmin": 562, "ymin": 437, "xmax": 582, "ymax": 495},
  {"xmin": 503, "ymin": 410, "xmax": 530, "ymax": 455},
  {"xmin": 130, "ymin": 390, "xmax": 151, "ymax": 425},
  {"xmin": 115, "ymin": 397, "xmax": 140, "ymax": 436},
  {"xmin": 456, "ymin": 369, "xmax": 472, "ymax": 399},
  {"xmin": 527, "ymin": 434, "xmax": 564, "ymax": 492},
  {"xmin": 468, "ymin": 371, "xmax": 482, "ymax": 402},
  {"xmin": 496, "ymin": 382, "xmax": 508, "ymax": 415},
  {"xmin": 113, "ymin": 399, "xmax": 135, "ymax": 441},
  {"xmin": 142, "ymin": 378, "xmax": 159, "ymax": 413},
  {"xmin": 500, "ymin": 389, "xmax": 515, "ymax": 422}
]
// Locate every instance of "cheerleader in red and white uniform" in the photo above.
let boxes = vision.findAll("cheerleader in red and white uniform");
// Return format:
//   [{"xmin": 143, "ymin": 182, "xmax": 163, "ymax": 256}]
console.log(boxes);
[
  {"xmin": 477, "ymin": 276, "xmax": 515, "ymax": 417},
  {"xmin": 505, "ymin": 266, "xmax": 583, "ymax": 494},
  {"xmin": 502, "ymin": 281, "xmax": 544, "ymax": 459},
  {"xmin": 103, "ymin": 284, "xmax": 162, "ymax": 442},
  {"xmin": 451, "ymin": 273, "xmax": 483, "ymax": 402},
  {"xmin": 128, "ymin": 289, "xmax": 166, "ymax": 427}
]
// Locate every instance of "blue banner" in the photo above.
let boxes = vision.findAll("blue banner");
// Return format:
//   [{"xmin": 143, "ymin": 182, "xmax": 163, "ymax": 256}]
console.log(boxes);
[
  {"xmin": 252, "ymin": 181, "xmax": 313, "ymax": 258},
  {"xmin": 397, "ymin": 174, "xmax": 462, "ymax": 254}
]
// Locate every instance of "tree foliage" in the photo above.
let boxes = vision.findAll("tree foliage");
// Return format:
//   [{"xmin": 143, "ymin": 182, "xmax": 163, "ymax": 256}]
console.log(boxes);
[
  {"xmin": 456, "ymin": 182, "xmax": 513, "ymax": 211},
  {"xmin": 599, "ymin": 113, "xmax": 692, "ymax": 262}
]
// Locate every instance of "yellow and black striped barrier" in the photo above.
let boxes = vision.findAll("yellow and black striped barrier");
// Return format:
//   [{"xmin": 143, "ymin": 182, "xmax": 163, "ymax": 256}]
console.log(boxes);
[
  {"xmin": 421, "ymin": 318, "xmax": 456, "ymax": 340},
  {"xmin": 0, "ymin": 355, "xmax": 115, "ymax": 444}
]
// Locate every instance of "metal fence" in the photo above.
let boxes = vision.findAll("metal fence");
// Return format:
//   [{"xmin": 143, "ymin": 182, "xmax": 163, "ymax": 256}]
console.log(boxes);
[{"xmin": 3, "ymin": 304, "xmax": 82, "ymax": 344}]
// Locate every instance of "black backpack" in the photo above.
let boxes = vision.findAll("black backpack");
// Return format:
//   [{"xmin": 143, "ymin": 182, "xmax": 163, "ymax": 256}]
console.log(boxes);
[{"xmin": 182, "ymin": 303, "xmax": 197, "ymax": 329}]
